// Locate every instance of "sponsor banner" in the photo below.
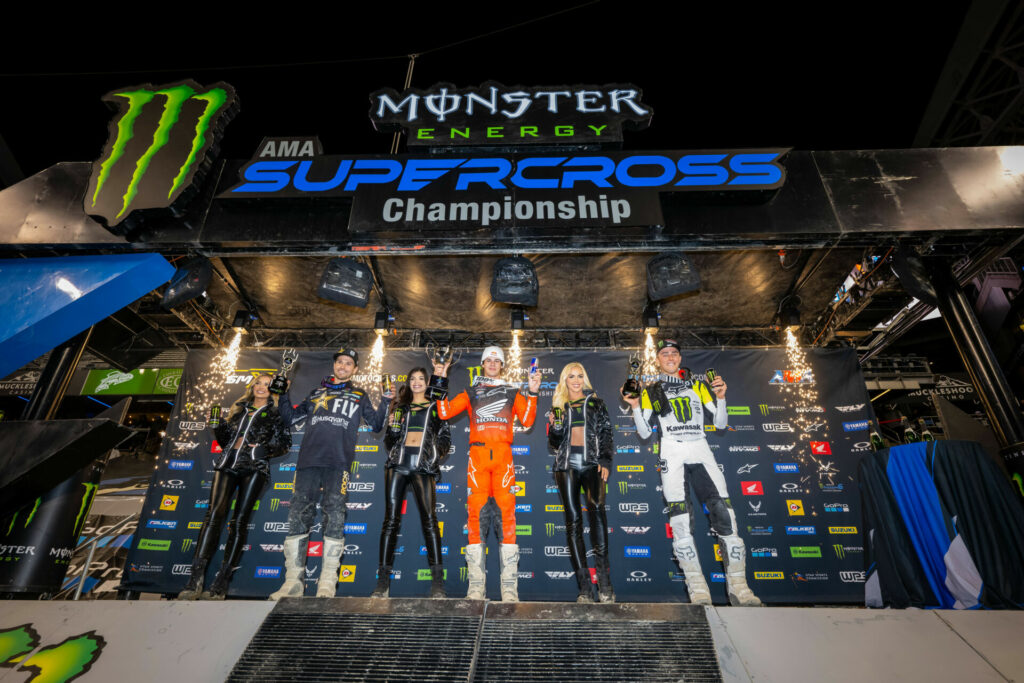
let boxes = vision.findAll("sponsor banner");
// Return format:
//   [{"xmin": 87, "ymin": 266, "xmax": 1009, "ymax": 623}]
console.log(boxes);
[{"xmin": 123, "ymin": 346, "xmax": 867, "ymax": 604}]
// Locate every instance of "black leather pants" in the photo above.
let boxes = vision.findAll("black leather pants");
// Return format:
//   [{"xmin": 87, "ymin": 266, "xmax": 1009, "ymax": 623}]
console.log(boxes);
[
  {"xmin": 194, "ymin": 467, "xmax": 268, "ymax": 575},
  {"xmin": 554, "ymin": 466, "xmax": 609, "ymax": 572},
  {"xmin": 378, "ymin": 468, "xmax": 443, "ymax": 567}
]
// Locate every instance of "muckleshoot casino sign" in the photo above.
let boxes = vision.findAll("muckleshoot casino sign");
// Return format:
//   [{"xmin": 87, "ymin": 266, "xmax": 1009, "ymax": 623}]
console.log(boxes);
[{"xmin": 80, "ymin": 78, "xmax": 788, "ymax": 234}]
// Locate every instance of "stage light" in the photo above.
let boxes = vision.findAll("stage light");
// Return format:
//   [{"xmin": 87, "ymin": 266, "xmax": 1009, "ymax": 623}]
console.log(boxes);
[
  {"xmin": 780, "ymin": 303, "xmax": 801, "ymax": 330},
  {"xmin": 231, "ymin": 309, "xmax": 255, "ymax": 333},
  {"xmin": 374, "ymin": 309, "xmax": 394, "ymax": 335},
  {"xmin": 510, "ymin": 307, "xmax": 526, "ymax": 331},
  {"xmin": 318, "ymin": 258, "xmax": 373, "ymax": 307},
  {"xmin": 491, "ymin": 256, "xmax": 538, "ymax": 307},
  {"xmin": 646, "ymin": 252, "xmax": 701, "ymax": 301},
  {"xmin": 643, "ymin": 302, "xmax": 660, "ymax": 334},
  {"xmin": 161, "ymin": 256, "xmax": 212, "ymax": 309}
]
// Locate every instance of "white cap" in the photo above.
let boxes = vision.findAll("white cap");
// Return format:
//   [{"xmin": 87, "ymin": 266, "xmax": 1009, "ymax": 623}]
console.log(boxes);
[{"xmin": 481, "ymin": 346, "xmax": 505, "ymax": 364}]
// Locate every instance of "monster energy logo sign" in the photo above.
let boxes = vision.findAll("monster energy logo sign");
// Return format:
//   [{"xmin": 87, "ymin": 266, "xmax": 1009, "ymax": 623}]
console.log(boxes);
[
  {"xmin": 73, "ymin": 483, "xmax": 99, "ymax": 537},
  {"xmin": 181, "ymin": 538, "xmax": 194, "ymax": 553},
  {"xmin": 86, "ymin": 79, "xmax": 238, "ymax": 227},
  {"xmin": 0, "ymin": 624, "xmax": 105, "ymax": 683},
  {"xmin": 459, "ymin": 566, "xmax": 468, "ymax": 582},
  {"xmin": 545, "ymin": 522, "xmax": 556, "ymax": 537},
  {"xmin": 351, "ymin": 461, "xmax": 361, "ymax": 475},
  {"xmin": 4, "ymin": 498, "xmax": 41, "ymax": 536},
  {"xmin": 618, "ymin": 481, "xmax": 628, "ymax": 495},
  {"xmin": 833, "ymin": 544, "xmax": 845, "ymax": 559},
  {"xmin": 467, "ymin": 366, "xmax": 483, "ymax": 383}
]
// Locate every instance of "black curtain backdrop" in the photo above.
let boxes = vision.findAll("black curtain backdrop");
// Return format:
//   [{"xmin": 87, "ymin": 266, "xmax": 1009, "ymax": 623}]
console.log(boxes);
[{"xmin": 122, "ymin": 346, "xmax": 874, "ymax": 603}]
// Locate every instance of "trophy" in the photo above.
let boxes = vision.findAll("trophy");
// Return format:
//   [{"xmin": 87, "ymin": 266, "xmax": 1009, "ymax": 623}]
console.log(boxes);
[
  {"xmin": 621, "ymin": 352, "xmax": 643, "ymax": 399},
  {"xmin": 270, "ymin": 349, "xmax": 299, "ymax": 395},
  {"xmin": 425, "ymin": 343, "xmax": 461, "ymax": 401}
]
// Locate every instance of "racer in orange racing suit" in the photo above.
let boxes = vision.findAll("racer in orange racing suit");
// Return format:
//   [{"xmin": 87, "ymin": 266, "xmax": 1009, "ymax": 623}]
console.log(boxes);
[{"xmin": 433, "ymin": 346, "xmax": 540, "ymax": 601}]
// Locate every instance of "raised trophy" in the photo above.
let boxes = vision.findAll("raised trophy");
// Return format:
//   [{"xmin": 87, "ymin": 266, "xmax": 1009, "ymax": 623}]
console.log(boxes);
[
  {"xmin": 269, "ymin": 348, "xmax": 299, "ymax": 395},
  {"xmin": 621, "ymin": 351, "xmax": 643, "ymax": 399},
  {"xmin": 425, "ymin": 342, "xmax": 461, "ymax": 400}
]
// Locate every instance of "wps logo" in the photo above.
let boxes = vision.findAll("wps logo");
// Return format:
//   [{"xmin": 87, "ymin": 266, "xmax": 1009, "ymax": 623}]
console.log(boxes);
[
  {"xmin": 618, "ymin": 503, "xmax": 648, "ymax": 513},
  {"xmin": 544, "ymin": 546, "xmax": 570, "ymax": 557},
  {"xmin": 762, "ymin": 423, "xmax": 793, "ymax": 432},
  {"xmin": 348, "ymin": 482, "xmax": 375, "ymax": 492},
  {"xmin": 86, "ymin": 80, "xmax": 238, "ymax": 227},
  {"xmin": 840, "ymin": 571, "xmax": 866, "ymax": 583},
  {"xmin": 264, "ymin": 522, "xmax": 289, "ymax": 533}
]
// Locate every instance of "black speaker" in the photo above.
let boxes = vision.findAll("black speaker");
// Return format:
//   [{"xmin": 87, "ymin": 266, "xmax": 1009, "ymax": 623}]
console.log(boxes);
[
  {"xmin": 318, "ymin": 258, "xmax": 373, "ymax": 307},
  {"xmin": 647, "ymin": 252, "xmax": 701, "ymax": 300},
  {"xmin": 161, "ymin": 256, "xmax": 212, "ymax": 309},
  {"xmin": 491, "ymin": 257, "xmax": 538, "ymax": 307}
]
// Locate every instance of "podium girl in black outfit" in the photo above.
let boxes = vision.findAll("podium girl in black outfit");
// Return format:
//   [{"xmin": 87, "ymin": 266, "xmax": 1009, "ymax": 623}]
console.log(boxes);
[
  {"xmin": 177, "ymin": 374, "xmax": 291, "ymax": 600},
  {"xmin": 547, "ymin": 362, "xmax": 616, "ymax": 603},
  {"xmin": 372, "ymin": 365, "xmax": 451, "ymax": 598}
]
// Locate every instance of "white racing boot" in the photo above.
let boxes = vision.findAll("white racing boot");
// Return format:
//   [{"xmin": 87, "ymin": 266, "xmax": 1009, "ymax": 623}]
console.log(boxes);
[
  {"xmin": 499, "ymin": 543, "xmax": 520, "ymax": 602},
  {"xmin": 670, "ymin": 516, "xmax": 711, "ymax": 605},
  {"xmin": 269, "ymin": 534, "xmax": 307, "ymax": 600},
  {"xmin": 679, "ymin": 559, "xmax": 713, "ymax": 605},
  {"xmin": 465, "ymin": 543, "xmax": 486, "ymax": 600},
  {"xmin": 721, "ymin": 535, "xmax": 762, "ymax": 606},
  {"xmin": 316, "ymin": 536, "xmax": 344, "ymax": 598}
]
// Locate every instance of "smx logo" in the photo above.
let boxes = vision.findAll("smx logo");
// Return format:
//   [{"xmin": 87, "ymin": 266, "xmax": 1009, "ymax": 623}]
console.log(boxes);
[{"xmin": 87, "ymin": 80, "xmax": 237, "ymax": 226}]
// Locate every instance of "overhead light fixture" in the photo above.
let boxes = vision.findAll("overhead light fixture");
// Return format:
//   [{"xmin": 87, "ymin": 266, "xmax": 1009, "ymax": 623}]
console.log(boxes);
[
  {"xmin": 161, "ymin": 256, "xmax": 212, "ymax": 309},
  {"xmin": 491, "ymin": 256, "xmax": 538, "ymax": 307},
  {"xmin": 231, "ymin": 309, "xmax": 256, "ymax": 333},
  {"xmin": 374, "ymin": 309, "xmax": 393, "ymax": 335},
  {"xmin": 318, "ymin": 258, "xmax": 373, "ymax": 307},
  {"xmin": 780, "ymin": 302, "xmax": 801, "ymax": 330},
  {"xmin": 510, "ymin": 307, "xmax": 526, "ymax": 331},
  {"xmin": 643, "ymin": 301, "xmax": 660, "ymax": 334},
  {"xmin": 646, "ymin": 252, "xmax": 701, "ymax": 301}
]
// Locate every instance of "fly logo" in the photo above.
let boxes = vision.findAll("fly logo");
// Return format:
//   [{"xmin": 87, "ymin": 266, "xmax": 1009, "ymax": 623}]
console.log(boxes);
[
  {"xmin": 545, "ymin": 571, "xmax": 574, "ymax": 579},
  {"xmin": 835, "ymin": 404, "xmax": 865, "ymax": 413},
  {"xmin": 810, "ymin": 441, "xmax": 832, "ymax": 455},
  {"xmin": 767, "ymin": 444, "xmax": 795, "ymax": 452},
  {"xmin": 620, "ymin": 526, "xmax": 651, "ymax": 535}
]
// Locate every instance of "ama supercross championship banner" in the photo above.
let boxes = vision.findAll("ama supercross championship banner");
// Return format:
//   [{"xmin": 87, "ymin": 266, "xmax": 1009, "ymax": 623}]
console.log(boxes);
[{"xmin": 123, "ymin": 346, "xmax": 874, "ymax": 603}]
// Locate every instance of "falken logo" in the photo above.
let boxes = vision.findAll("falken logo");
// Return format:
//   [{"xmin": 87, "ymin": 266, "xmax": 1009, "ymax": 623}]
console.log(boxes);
[
  {"xmin": 786, "ymin": 526, "xmax": 816, "ymax": 535},
  {"xmin": 168, "ymin": 460, "xmax": 193, "ymax": 470},
  {"xmin": 620, "ymin": 526, "xmax": 651, "ymax": 535},
  {"xmin": 766, "ymin": 444, "xmax": 795, "ymax": 452},
  {"xmin": 774, "ymin": 463, "xmax": 799, "ymax": 473},
  {"xmin": 835, "ymin": 404, "xmax": 865, "ymax": 413},
  {"xmin": 843, "ymin": 420, "xmax": 869, "ymax": 432},
  {"xmin": 516, "ymin": 504, "xmax": 532, "ymax": 513},
  {"xmin": 729, "ymin": 446, "xmax": 760, "ymax": 452},
  {"xmin": 86, "ymin": 80, "xmax": 238, "ymax": 227},
  {"xmin": 840, "ymin": 571, "xmax": 866, "ymax": 583},
  {"xmin": 348, "ymin": 482, "xmax": 375, "ymax": 492},
  {"xmin": 511, "ymin": 445, "xmax": 530, "ymax": 455},
  {"xmin": 736, "ymin": 463, "xmax": 758, "ymax": 474},
  {"xmin": 146, "ymin": 520, "xmax": 177, "ymax": 529},
  {"xmin": 624, "ymin": 546, "xmax": 651, "ymax": 558},
  {"xmin": 762, "ymin": 423, "xmax": 793, "ymax": 432},
  {"xmin": 345, "ymin": 523, "xmax": 367, "ymax": 534},
  {"xmin": 618, "ymin": 503, "xmax": 648, "ymax": 513},
  {"xmin": 178, "ymin": 421, "xmax": 206, "ymax": 431}
]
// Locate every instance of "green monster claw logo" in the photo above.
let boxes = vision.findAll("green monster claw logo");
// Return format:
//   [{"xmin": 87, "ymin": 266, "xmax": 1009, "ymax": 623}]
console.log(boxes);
[
  {"xmin": 86, "ymin": 79, "xmax": 237, "ymax": 227},
  {"xmin": 0, "ymin": 624, "xmax": 105, "ymax": 683},
  {"xmin": 1014, "ymin": 473, "xmax": 1023, "ymax": 498},
  {"xmin": 5, "ymin": 498, "xmax": 42, "ymax": 536},
  {"xmin": 73, "ymin": 483, "xmax": 99, "ymax": 538}
]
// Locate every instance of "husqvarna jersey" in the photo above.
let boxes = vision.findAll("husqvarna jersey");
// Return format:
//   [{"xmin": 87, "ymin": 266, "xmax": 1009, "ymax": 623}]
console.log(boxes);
[
  {"xmin": 633, "ymin": 375, "xmax": 727, "ymax": 443},
  {"xmin": 437, "ymin": 378, "xmax": 537, "ymax": 443}
]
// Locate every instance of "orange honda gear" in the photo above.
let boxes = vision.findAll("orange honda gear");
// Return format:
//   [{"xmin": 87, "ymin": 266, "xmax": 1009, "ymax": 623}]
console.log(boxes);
[{"xmin": 437, "ymin": 380, "xmax": 537, "ymax": 544}]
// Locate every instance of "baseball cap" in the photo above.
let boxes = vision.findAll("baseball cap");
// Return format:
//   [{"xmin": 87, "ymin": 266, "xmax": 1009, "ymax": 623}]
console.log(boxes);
[
  {"xmin": 481, "ymin": 346, "xmax": 505, "ymax": 364},
  {"xmin": 333, "ymin": 347, "xmax": 359, "ymax": 365}
]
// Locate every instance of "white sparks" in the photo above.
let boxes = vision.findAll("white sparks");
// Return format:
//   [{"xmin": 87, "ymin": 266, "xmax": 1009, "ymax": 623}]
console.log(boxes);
[
  {"xmin": 366, "ymin": 333, "xmax": 387, "ymax": 405},
  {"xmin": 186, "ymin": 330, "xmax": 243, "ymax": 418},
  {"xmin": 642, "ymin": 332, "xmax": 658, "ymax": 382},
  {"xmin": 503, "ymin": 331, "xmax": 524, "ymax": 385}
]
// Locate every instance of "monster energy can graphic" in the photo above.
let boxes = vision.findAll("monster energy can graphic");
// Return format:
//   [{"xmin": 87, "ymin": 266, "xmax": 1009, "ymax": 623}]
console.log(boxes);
[{"xmin": 85, "ymin": 79, "xmax": 239, "ymax": 231}]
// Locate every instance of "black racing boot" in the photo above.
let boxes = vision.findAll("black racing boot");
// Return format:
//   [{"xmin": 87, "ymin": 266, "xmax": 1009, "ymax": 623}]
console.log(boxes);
[
  {"xmin": 176, "ymin": 558, "xmax": 208, "ymax": 600},
  {"xmin": 201, "ymin": 568, "xmax": 231, "ymax": 600},
  {"xmin": 429, "ymin": 565, "xmax": 447, "ymax": 598},
  {"xmin": 371, "ymin": 566, "xmax": 391, "ymax": 598},
  {"xmin": 575, "ymin": 568, "xmax": 595, "ymax": 603},
  {"xmin": 595, "ymin": 553, "xmax": 616, "ymax": 603}
]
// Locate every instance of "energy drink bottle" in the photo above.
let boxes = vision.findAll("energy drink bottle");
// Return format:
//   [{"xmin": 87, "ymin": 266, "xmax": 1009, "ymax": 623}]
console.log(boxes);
[{"xmin": 208, "ymin": 404, "xmax": 222, "ymax": 429}]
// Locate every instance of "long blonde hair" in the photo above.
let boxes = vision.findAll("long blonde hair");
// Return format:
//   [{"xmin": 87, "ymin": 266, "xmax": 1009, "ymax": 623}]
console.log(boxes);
[
  {"xmin": 228, "ymin": 373, "xmax": 278, "ymax": 419},
  {"xmin": 551, "ymin": 362, "xmax": 594, "ymax": 410}
]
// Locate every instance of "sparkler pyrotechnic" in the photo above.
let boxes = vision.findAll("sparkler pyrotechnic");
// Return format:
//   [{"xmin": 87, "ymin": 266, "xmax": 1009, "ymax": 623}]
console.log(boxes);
[
  {"xmin": 366, "ymin": 332, "xmax": 387, "ymax": 405},
  {"xmin": 187, "ymin": 330, "xmax": 243, "ymax": 418},
  {"xmin": 642, "ymin": 332, "xmax": 658, "ymax": 382},
  {"xmin": 503, "ymin": 331, "xmax": 524, "ymax": 385}
]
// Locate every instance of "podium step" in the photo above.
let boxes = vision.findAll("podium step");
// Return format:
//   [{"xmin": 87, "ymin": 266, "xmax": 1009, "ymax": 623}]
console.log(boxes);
[{"xmin": 227, "ymin": 598, "xmax": 722, "ymax": 682}]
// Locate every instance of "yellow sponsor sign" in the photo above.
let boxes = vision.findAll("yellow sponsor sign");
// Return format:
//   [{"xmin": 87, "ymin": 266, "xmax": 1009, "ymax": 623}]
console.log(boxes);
[
  {"xmin": 829, "ymin": 526, "xmax": 858, "ymax": 534},
  {"xmin": 713, "ymin": 543, "xmax": 722, "ymax": 562},
  {"xmin": 786, "ymin": 499, "xmax": 805, "ymax": 516},
  {"xmin": 514, "ymin": 480, "xmax": 526, "ymax": 497},
  {"xmin": 617, "ymin": 465, "xmax": 643, "ymax": 472},
  {"xmin": 338, "ymin": 565, "xmax": 357, "ymax": 582},
  {"xmin": 274, "ymin": 482, "xmax": 294, "ymax": 490},
  {"xmin": 545, "ymin": 505, "xmax": 565, "ymax": 512},
  {"xmin": 187, "ymin": 521, "xmax": 203, "ymax": 529},
  {"xmin": 754, "ymin": 571, "xmax": 784, "ymax": 580},
  {"xmin": 438, "ymin": 521, "xmax": 444, "ymax": 538},
  {"xmin": 159, "ymin": 495, "xmax": 179, "ymax": 511},
  {"xmin": 355, "ymin": 445, "xmax": 378, "ymax": 452}
]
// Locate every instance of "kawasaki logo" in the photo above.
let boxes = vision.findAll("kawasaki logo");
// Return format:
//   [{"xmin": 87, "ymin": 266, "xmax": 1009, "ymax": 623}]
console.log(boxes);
[{"xmin": 87, "ymin": 80, "xmax": 237, "ymax": 227}]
